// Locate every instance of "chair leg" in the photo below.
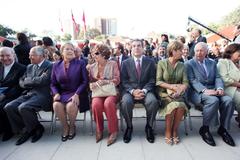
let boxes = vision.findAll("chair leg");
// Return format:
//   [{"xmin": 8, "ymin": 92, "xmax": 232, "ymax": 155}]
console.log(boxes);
[
  {"xmin": 89, "ymin": 109, "xmax": 93, "ymax": 136},
  {"xmin": 188, "ymin": 111, "xmax": 193, "ymax": 131},
  {"xmin": 83, "ymin": 112, "xmax": 86, "ymax": 132},
  {"xmin": 183, "ymin": 115, "xmax": 188, "ymax": 135},
  {"xmin": 50, "ymin": 111, "xmax": 55, "ymax": 134}
]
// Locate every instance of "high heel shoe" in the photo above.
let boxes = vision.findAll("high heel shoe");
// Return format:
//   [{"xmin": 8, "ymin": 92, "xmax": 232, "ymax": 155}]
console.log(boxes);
[
  {"xmin": 107, "ymin": 132, "xmax": 117, "ymax": 146},
  {"xmin": 68, "ymin": 125, "xmax": 76, "ymax": 140},
  {"xmin": 96, "ymin": 132, "xmax": 103, "ymax": 143},
  {"xmin": 61, "ymin": 126, "xmax": 69, "ymax": 142},
  {"xmin": 164, "ymin": 137, "xmax": 172, "ymax": 145},
  {"xmin": 173, "ymin": 137, "xmax": 180, "ymax": 144}
]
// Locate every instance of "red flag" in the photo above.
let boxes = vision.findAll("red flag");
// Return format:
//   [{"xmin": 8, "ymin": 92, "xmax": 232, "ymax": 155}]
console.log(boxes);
[
  {"xmin": 71, "ymin": 10, "xmax": 79, "ymax": 33},
  {"xmin": 82, "ymin": 11, "xmax": 86, "ymax": 32}
]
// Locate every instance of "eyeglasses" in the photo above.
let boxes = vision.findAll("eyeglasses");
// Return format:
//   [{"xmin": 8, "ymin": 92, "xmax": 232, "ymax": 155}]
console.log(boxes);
[{"xmin": 94, "ymin": 52, "xmax": 100, "ymax": 55}]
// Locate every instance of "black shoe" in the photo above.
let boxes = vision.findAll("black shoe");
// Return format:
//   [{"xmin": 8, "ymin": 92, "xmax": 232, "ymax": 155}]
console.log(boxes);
[
  {"xmin": 2, "ymin": 132, "xmax": 14, "ymax": 142},
  {"xmin": 31, "ymin": 124, "xmax": 44, "ymax": 143},
  {"xmin": 145, "ymin": 126, "xmax": 154, "ymax": 143},
  {"xmin": 123, "ymin": 127, "xmax": 132, "ymax": 143},
  {"xmin": 68, "ymin": 132, "xmax": 76, "ymax": 140},
  {"xmin": 15, "ymin": 131, "xmax": 32, "ymax": 145},
  {"xmin": 199, "ymin": 126, "xmax": 216, "ymax": 146},
  {"xmin": 61, "ymin": 135, "xmax": 69, "ymax": 142},
  {"xmin": 68, "ymin": 126, "xmax": 76, "ymax": 140},
  {"xmin": 217, "ymin": 127, "xmax": 235, "ymax": 147}
]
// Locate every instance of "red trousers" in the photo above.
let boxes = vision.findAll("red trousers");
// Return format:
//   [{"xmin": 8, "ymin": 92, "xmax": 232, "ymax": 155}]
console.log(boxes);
[{"xmin": 92, "ymin": 96, "xmax": 118, "ymax": 133}]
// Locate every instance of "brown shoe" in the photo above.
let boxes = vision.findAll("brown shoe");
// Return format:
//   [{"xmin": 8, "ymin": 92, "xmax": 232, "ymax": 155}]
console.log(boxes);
[
  {"xmin": 96, "ymin": 132, "xmax": 103, "ymax": 143},
  {"xmin": 107, "ymin": 132, "xmax": 117, "ymax": 146}
]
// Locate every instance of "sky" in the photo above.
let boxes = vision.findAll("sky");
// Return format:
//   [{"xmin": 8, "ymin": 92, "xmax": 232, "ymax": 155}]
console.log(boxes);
[{"xmin": 0, "ymin": 0, "xmax": 239, "ymax": 38}]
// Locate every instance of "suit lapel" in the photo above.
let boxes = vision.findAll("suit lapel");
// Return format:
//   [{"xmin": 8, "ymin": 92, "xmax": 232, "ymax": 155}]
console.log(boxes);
[
  {"xmin": 141, "ymin": 57, "xmax": 147, "ymax": 80},
  {"xmin": 4, "ymin": 62, "xmax": 16, "ymax": 81},
  {"xmin": 0, "ymin": 65, "xmax": 4, "ymax": 81}
]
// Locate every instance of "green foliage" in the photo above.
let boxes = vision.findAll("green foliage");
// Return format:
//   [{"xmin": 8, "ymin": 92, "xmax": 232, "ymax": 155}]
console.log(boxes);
[
  {"xmin": 221, "ymin": 5, "xmax": 240, "ymax": 26},
  {"xmin": 78, "ymin": 28, "xmax": 101, "ymax": 40},
  {"xmin": 0, "ymin": 24, "xmax": 16, "ymax": 37},
  {"xmin": 61, "ymin": 33, "xmax": 72, "ymax": 42}
]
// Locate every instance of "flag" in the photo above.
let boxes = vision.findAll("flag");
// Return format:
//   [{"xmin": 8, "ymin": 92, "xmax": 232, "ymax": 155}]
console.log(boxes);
[
  {"xmin": 82, "ymin": 11, "xmax": 86, "ymax": 32},
  {"xmin": 71, "ymin": 10, "xmax": 79, "ymax": 33}
]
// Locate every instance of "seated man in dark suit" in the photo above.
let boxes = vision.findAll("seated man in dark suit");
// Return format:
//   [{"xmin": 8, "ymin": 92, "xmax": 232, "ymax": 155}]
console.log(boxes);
[
  {"xmin": 185, "ymin": 42, "xmax": 235, "ymax": 146},
  {"xmin": 0, "ymin": 47, "xmax": 26, "ymax": 141},
  {"xmin": 120, "ymin": 39, "xmax": 159, "ymax": 143},
  {"xmin": 4, "ymin": 46, "xmax": 53, "ymax": 145}
]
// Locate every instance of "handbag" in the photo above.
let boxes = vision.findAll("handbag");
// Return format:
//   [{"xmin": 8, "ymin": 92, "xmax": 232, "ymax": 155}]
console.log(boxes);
[{"xmin": 91, "ymin": 82, "xmax": 117, "ymax": 97}]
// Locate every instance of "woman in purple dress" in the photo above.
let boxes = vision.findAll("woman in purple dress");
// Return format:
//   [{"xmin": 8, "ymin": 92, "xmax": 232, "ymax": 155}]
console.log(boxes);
[{"xmin": 51, "ymin": 42, "xmax": 89, "ymax": 141}]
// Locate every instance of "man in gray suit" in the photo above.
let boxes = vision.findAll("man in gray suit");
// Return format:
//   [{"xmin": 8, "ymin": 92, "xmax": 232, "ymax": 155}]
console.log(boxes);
[
  {"xmin": 185, "ymin": 42, "xmax": 235, "ymax": 146},
  {"xmin": 120, "ymin": 39, "xmax": 159, "ymax": 143},
  {"xmin": 4, "ymin": 46, "xmax": 52, "ymax": 145}
]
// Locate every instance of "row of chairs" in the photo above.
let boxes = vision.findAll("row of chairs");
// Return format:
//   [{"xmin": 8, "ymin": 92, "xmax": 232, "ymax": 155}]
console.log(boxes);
[{"xmin": 38, "ymin": 100, "xmax": 193, "ymax": 136}]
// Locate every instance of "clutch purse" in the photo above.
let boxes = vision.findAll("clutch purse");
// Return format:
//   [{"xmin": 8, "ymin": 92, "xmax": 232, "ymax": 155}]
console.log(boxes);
[{"xmin": 91, "ymin": 82, "xmax": 117, "ymax": 98}]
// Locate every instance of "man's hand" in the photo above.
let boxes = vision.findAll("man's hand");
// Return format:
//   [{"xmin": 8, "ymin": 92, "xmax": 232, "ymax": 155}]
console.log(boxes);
[
  {"xmin": 216, "ymin": 89, "xmax": 224, "ymax": 96},
  {"xmin": 133, "ymin": 89, "xmax": 145, "ymax": 100},
  {"xmin": 203, "ymin": 89, "xmax": 218, "ymax": 96}
]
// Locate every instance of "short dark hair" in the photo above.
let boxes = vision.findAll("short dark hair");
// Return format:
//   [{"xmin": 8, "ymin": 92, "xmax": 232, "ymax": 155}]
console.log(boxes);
[
  {"xmin": 131, "ymin": 39, "xmax": 143, "ymax": 47},
  {"xmin": 92, "ymin": 44, "xmax": 111, "ymax": 60},
  {"xmin": 42, "ymin": 37, "xmax": 53, "ymax": 46},
  {"xmin": 223, "ymin": 43, "xmax": 240, "ymax": 59},
  {"xmin": 116, "ymin": 42, "xmax": 124, "ymax": 54},
  {"xmin": 2, "ymin": 39, "xmax": 13, "ymax": 48}
]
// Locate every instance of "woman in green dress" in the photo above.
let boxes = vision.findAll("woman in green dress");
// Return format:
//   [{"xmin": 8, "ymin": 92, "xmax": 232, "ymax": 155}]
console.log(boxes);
[{"xmin": 156, "ymin": 40, "xmax": 188, "ymax": 145}]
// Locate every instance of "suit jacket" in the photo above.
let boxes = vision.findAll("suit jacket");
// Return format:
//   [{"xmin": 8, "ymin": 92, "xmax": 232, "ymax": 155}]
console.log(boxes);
[
  {"xmin": 19, "ymin": 60, "xmax": 53, "ymax": 111},
  {"xmin": 121, "ymin": 56, "xmax": 156, "ymax": 94},
  {"xmin": 51, "ymin": 59, "xmax": 89, "ymax": 112},
  {"xmin": 217, "ymin": 59, "xmax": 240, "ymax": 98},
  {"xmin": 185, "ymin": 58, "xmax": 223, "ymax": 104},
  {"xmin": 0, "ymin": 62, "xmax": 26, "ymax": 100},
  {"xmin": 109, "ymin": 54, "xmax": 129, "ymax": 66},
  {"xmin": 188, "ymin": 35, "xmax": 207, "ymax": 57}
]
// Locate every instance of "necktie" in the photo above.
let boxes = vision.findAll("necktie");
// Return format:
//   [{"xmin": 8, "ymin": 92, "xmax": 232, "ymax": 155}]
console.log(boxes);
[
  {"xmin": 34, "ymin": 65, "xmax": 39, "ymax": 76},
  {"xmin": 136, "ymin": 59, "xmax": 141, "ymax": 79},
  {"xmin": 199, "ymin": 62, "xmax": 207, "ymax": 77}
]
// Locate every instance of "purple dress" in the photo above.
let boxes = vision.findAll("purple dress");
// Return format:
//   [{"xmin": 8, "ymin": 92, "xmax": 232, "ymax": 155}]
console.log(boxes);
[{"xmin": 51, "ymin": 59, "xmax": 89, "ymax": 112}]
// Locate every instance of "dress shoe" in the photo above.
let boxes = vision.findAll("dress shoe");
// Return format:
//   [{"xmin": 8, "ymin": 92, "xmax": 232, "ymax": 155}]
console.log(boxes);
[
  {"xmin": 31, "ymin": 124, "xmax": 44, "ymax": 143},
  {"xmin": 199, "ymin": 126, "xmax": 216, "ymax": 146},
  {"xmin": 145, "ymin": 126, "xmax": 154, "ymax": 143},
  {"xmin": 15, "ymin": 131, "xmax": 33, "ymax": 145},
  {"xmin": 68, "ymin": 125, "xmax": 76, "ymax": 140},
  {"xmin": 61, "ymin": 135, "xmax": 69, "ymax": 142},
  {"xmin": 96, "ymin": 132, "xmax": 103, "ymax": 143},
  {"xmin": 123, "ymin": 127, "xmax": 132, "ymax": 143},
  {"xmin": 217, "ymin": 127, "xmax": 235, "ymax": 147},
  {"xmin": 2, "ymin": 132, "xmax": 14, "ymax": 142},
  {"xmin": 107, "ymin": 132, "xmax": 117, "ymax": 146}
]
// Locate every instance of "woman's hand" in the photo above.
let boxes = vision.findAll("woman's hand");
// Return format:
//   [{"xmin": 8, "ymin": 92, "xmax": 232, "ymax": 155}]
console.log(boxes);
[
  {"xmin": 53, "ymin": 93, "xmax": 60, "ymax": 102},
  {"xmin": 69, "ymin": 94, "xmax": 79, "ymax": 106}
]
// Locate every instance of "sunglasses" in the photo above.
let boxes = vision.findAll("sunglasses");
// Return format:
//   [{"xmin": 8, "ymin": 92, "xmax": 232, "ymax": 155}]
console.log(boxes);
[{"xmin": 94, "ymin": 52, "xmax": 100, "ymax": 55}]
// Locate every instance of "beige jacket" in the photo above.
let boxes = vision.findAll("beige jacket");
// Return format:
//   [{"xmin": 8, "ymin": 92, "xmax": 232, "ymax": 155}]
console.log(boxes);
[{"xmin": 217, "ymin": 59, "xmax": 240, "ymax": 98}]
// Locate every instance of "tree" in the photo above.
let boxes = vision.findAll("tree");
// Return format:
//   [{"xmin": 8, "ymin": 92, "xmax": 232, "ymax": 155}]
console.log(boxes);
[
  {"xmin": 221, "ymin": 5, "xmax": 240, "ymax": 27},
  {"xmin": 78, "ymin": 28, "xmax": 101, "ymax": 39},
  {"xmin": 61, "ymin": 33, "xmax": 72, "ymax": 42},
  {"xmin": 0, "ymin": 24, "xmax": 16, "ymax": 37}
]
